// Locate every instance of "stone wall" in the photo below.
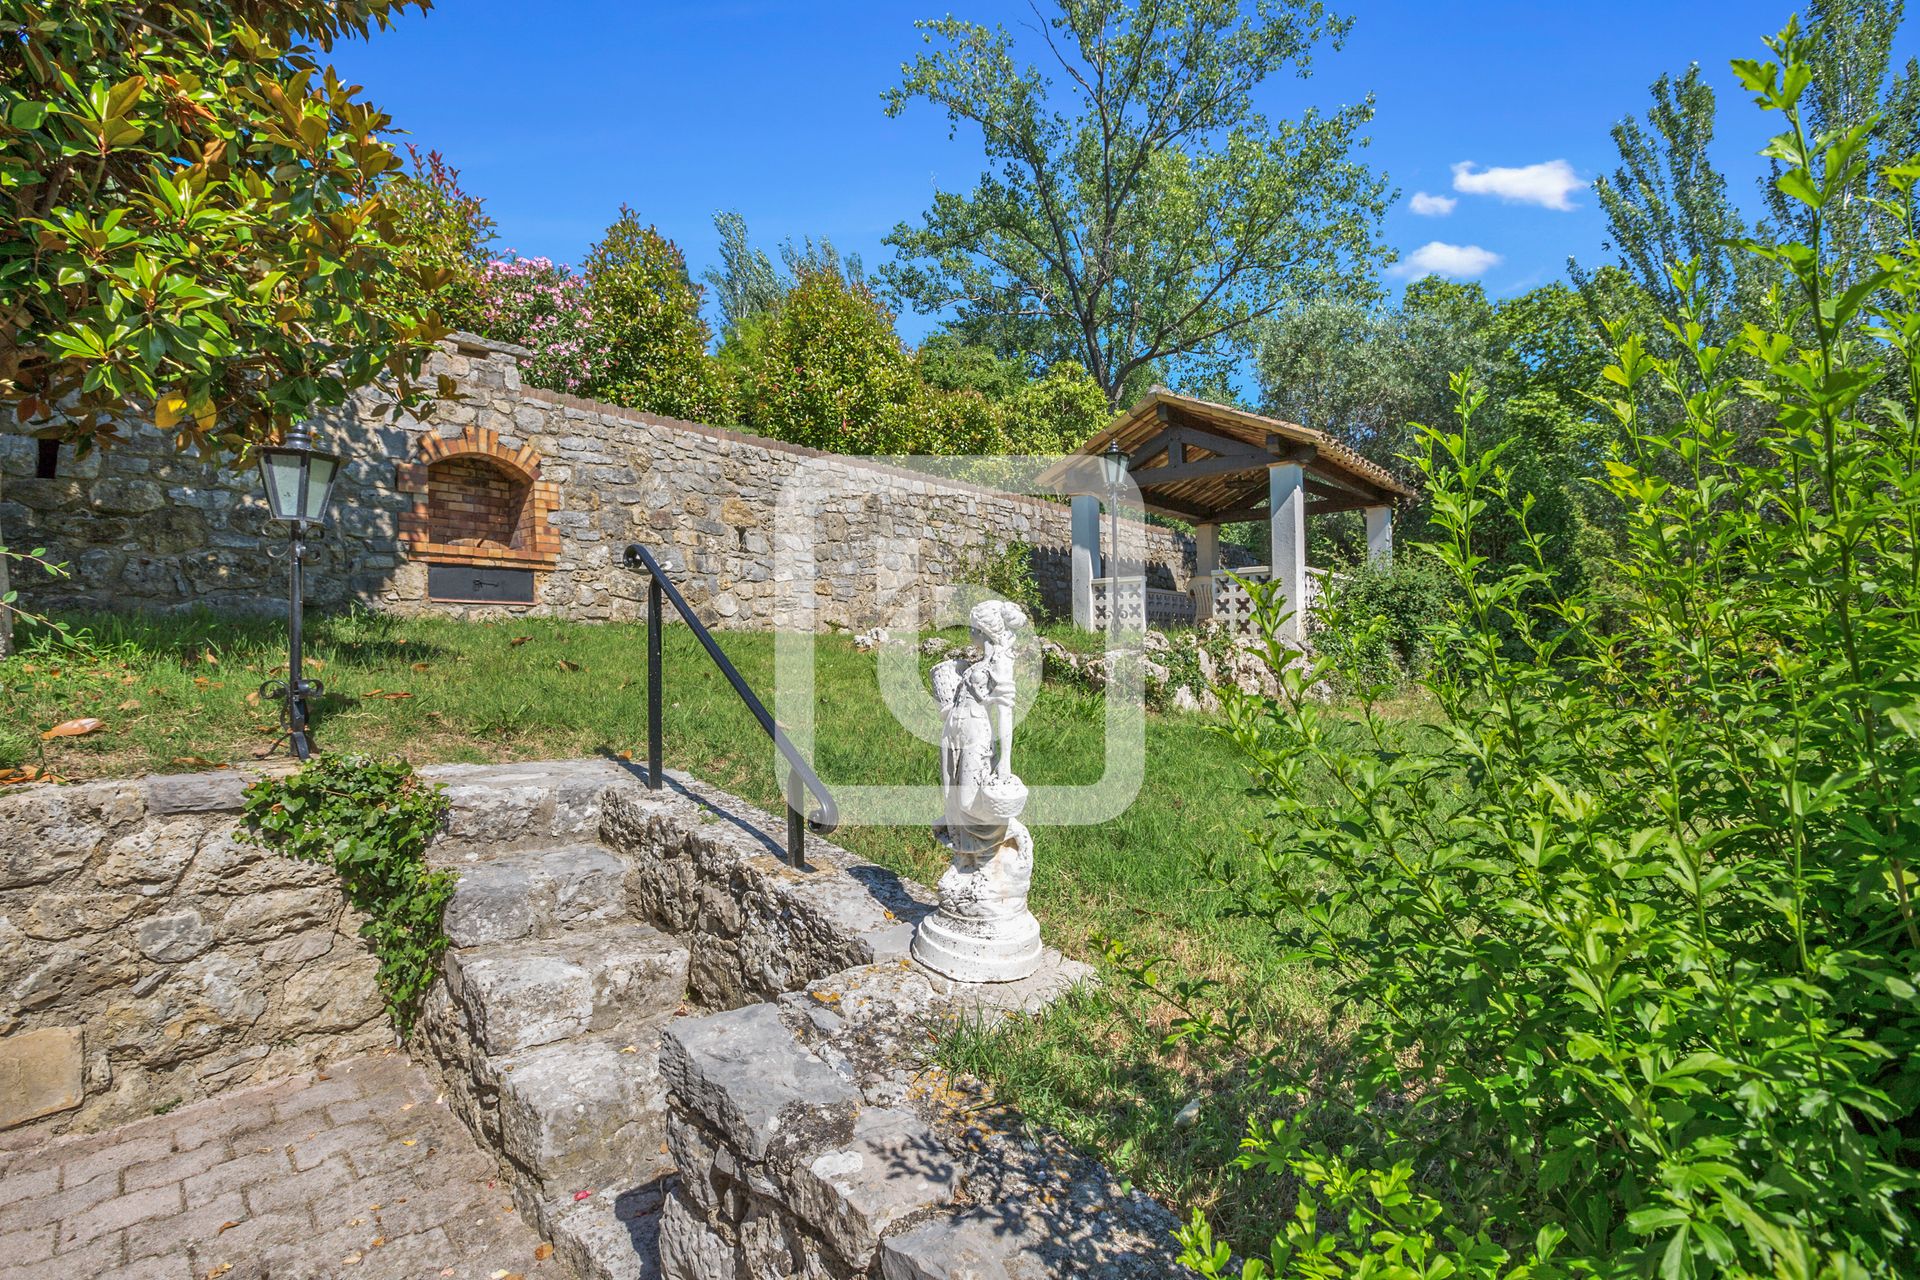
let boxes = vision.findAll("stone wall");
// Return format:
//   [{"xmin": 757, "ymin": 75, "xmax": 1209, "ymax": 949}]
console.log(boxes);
[
  {"xmin": 0, "ymin": 770, "xmax": 387, "ymax": 1142},
  {"xmin": 3, "ymin": 334, "xmax": 1219, "ymax": 628}
]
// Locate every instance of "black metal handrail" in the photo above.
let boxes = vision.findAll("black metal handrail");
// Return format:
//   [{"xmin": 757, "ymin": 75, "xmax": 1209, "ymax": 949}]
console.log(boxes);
[{"xmin": 623, "ymin": 543, "xmax": 838, "ymax": 868}]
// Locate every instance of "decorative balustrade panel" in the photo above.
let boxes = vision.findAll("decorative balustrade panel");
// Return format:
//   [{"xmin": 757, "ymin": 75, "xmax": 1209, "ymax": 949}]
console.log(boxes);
[{"xmin": 1089, "ymin": 577, "xmax": 1148, "ymax": 632}]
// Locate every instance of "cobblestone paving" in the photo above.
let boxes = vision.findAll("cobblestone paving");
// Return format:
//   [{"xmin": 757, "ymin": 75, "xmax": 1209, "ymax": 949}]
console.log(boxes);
[{"xmin": 0, "ymin": 1052, "xmax": 568, "ymax": 1280}]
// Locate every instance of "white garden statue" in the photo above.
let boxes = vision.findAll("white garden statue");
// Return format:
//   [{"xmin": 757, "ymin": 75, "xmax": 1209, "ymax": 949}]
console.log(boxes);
[{"xmin": 913, "ymin": 599, "xmax": 1043, "ymax": 983}]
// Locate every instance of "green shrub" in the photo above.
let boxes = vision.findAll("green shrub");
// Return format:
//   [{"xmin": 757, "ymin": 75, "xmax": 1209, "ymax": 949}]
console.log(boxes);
[
  {"xmin": 240, "ymin": 755, "xmax": 453, "ymax": 1035},
  {"xmin": 1164, "ymin": 27, "xmax": 1920, "ymax": 1278},
  {"xmin": 1310, "ymin": 557, "xmax": 1455, "ymax": 687},
  {"xmin": 958, "ymin": 539, "xmax": 1045, "ymax": 619}
]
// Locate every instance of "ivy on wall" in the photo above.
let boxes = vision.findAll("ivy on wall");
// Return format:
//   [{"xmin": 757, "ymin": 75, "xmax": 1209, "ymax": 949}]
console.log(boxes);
[{"xmin": 241, "ymin": 755, "xmax": 453, "ymax": 1035}]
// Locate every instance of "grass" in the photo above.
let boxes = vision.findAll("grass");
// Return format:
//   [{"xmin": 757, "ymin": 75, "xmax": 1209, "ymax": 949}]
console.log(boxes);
[{"xmin": 0, "ymin": 605, "xmax": 1380, "ymax": 1254}]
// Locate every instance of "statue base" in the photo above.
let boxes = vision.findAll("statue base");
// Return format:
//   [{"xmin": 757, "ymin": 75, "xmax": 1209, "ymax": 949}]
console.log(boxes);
[
  {"xmin": 911, "ymin": 905, "xmax": 1043, "ymax": 984},
  {"xmin": 914, "ymin": 820, "xmax": 1042, "ymax": 984}
]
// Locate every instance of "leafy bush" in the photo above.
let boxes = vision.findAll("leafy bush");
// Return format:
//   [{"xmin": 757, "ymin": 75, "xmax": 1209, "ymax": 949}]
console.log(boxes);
[
  {"xmin": 241, "ymin": 755, "xmax": 453, "ymax": 1035},
  {"xmin": 1166, "ymin": 27, "xmax": 1920, "ymax": 1278},
  {"xmin": 382, "ymin": 144, "xmax": 496, "ymax": 334},
  {"xmin": 1309, "ymin": 557, "xmax": 1455, "ymax": 687},
  {"xmin": 738, "ymin": 265, "xmax": 928, "ymax": 451},
  {"xmin": 958, "ymin": 539, "xmax": 1045, "ymax": 619},
  {"xmin": 582, "ymin": 208, "xmax": 734, "ymax": 423}
]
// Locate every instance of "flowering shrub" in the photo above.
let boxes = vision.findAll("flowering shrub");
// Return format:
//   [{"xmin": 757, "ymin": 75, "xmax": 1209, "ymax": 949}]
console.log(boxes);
[{"xmin": 476, "ymin": 255, "xmax": 602, "ymax": 395}]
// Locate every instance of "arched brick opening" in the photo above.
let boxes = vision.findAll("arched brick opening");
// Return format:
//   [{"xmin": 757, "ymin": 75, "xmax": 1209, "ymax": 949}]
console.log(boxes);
[
  {"xmin": 398, "ymin": 427, "xmax": 559, "ymax": 574},
  {"xmin": 426, "ymin": 455, "xmax": 534, "ymax": 550}
]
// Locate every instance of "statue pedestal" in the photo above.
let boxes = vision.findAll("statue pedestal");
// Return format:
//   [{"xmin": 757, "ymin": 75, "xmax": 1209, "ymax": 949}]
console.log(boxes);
[{"xmin": 913, "ymin": 822, "xmax": 1043, "ymax": 984}]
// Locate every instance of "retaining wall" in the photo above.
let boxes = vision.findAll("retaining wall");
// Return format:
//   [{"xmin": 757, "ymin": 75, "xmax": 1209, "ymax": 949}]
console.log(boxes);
[{"xmin": 3, "ymin": 335, "xmax": 1221, "ymax": 629}]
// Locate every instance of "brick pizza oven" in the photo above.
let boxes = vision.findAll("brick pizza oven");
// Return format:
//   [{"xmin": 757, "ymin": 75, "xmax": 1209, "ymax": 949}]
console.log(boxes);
[{"xmin": 397, "ymin": 426, "xmax": 559, "ymax": 605}]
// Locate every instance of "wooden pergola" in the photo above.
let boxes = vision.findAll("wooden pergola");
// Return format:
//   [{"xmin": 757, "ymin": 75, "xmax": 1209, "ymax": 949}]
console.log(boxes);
[{"xmin": 1042, "ymin": 391, "xmax": 1416, "ymax": 638}]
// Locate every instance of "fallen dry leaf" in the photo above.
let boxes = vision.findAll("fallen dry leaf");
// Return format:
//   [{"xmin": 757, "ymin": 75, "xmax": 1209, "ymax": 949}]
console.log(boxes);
[
  {"xmin": 401, "ymin": 1139, "xmax": 417, "ymax": 1147},
  {"xmin": 117, "ymin": 699, "xmax": 141, "ymax": 711},
  {"xmin": 216, "ymin": 1221, "xmax": 240, "ymax": 1235},
  {"xmin": 250, "ymin": 744, "xmax": 275, "ymax": 759},
  {"xmin": 40, "ymin": 717, "xmax": 104, "ymax": 740},
  {"xmin": 305, "ymin": 656, "xmax": 325, "ymax": 669},
  {"xmin": 206, "ymin": 1265, "xmax": 234, "ymax": 1279},
  {"xmin": 365, "ymin": 689, "xmax": 384, "ymax": 698},
  {"xmin": 510, "ymin": 636, "xmax": 532, "ymax": 647},
  {"xmin": 534, "ymin": 1243, "xmax": 553, "ymax": 1262},
  {"xmin": 245, "ymin": 690, "xmax": 261, "ymax": 706},
  {"xmin": 383, "ymin": 691, "xmax": 413, "ymax": 700},
  {"xmin": 555, "ymin": 659, "xmax": 582, "ymax": 672},
  {"xmin": 410, "ymin": 661, "xmax": 431, "ymax": 672}
]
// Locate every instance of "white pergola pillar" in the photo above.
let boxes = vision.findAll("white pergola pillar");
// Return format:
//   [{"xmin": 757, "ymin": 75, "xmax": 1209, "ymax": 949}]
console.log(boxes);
[
  {"xmin": 1070, "ymin": 493, "xmax": 1101, "ymax": 629},
  {"xmin": 1193, "ymin": 522, "xmax": 1219, "ymax": 620},
  {"xmin": 1365, "ymin": 504, "xmax": 1394, "ymax": 567},
  {"xmin": 1269, "ymin": 462, "xmax": 1307, "ymax": 643}
]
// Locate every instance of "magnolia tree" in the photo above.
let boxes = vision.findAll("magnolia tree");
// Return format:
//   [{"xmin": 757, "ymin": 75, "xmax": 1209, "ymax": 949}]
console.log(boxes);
[{"xmin": 0, "ymin": 0, "xmax": 444, "ymax": 652}]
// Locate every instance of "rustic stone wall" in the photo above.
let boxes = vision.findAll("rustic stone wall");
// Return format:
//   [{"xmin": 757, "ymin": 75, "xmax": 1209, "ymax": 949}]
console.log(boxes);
[
  {"xmin": 0, "ymin": 770, "xmax": 387, "ymax": 1142},
  {"xmin": 4, "ymin": 334, "xmax": 1219, "ymax": 628}
]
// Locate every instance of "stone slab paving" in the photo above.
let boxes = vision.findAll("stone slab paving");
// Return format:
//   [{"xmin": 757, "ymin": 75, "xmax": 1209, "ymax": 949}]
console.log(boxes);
[{"xmin": 0, "ymin": 1052, "xmax": 570, "ymax": 1280}]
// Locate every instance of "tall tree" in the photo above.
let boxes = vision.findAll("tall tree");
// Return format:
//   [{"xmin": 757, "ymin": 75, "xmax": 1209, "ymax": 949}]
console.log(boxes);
[
  {"xmin": 1578, "ymin": 66, "xmax": 1758, "ymax": 342},
  {"xmin": 882, "ymin": 0, "xmax": 1389, "ymax": 406},
  {"xmin": 702, "ymin": 211, "xmax": 783, "ymax": 338},
  {"xmin": 1758, "ymin": 0, "xmax": 1920, "ymax": 288},
  {"xmin": 0, "ymin": 0, "xmax": 440, "ymax": 653},
  {"xmin": 0, "ymin": 0, "xmax": 440, "ymax": 451}
]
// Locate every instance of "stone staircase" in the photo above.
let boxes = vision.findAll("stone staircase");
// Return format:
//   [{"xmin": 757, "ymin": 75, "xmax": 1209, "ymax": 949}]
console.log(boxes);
[{"xmin": 414, "ymin": 762, "xmax": 688, "ymax": 1280}]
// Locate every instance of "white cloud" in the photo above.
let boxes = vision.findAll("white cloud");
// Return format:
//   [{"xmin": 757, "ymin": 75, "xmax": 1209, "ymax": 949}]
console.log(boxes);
[
  {"xmin": 1450, "ymin": 159, "xmax": 1584, "ymax": 211},
  {"xmin": 1409, "ymin": 191, "xmax": 1457, "ymax": 216},
  {"xmin": 1392, "ymin": 241, "xmax": 1503, "ymax": 280}
]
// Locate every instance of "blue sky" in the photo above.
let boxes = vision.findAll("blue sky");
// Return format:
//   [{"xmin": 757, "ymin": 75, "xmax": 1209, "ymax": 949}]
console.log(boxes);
[{"xmin": 330, "ymin": 1, "xmax": 1916, "ymax": 341}]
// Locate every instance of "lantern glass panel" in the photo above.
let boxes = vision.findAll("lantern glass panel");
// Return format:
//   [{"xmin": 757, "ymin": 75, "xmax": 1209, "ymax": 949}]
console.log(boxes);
[
  {"xmin": 260, "ymin": 451, "xmax": 306, "ymax": 522},
  {"xmin": 1100, "ymin": 447, "xmax": 1128, "ymax": 490},
  {"xmin": 302, "ymin": 453, "xmax": 340, "ymax": 523}
]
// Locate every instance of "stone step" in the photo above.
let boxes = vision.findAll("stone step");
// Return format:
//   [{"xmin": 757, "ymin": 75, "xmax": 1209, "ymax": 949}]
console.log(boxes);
[
  {"xmin": 424, "ymin": 758, "xmax": 629, "ymax": 857},
  {"xmin": 495, "ymin": 1024, "xmax": 675, "ymax": 1194},
  {"xmin": 443, "ymin": 922, "xmax": 689, "ymax": 1056},
  {"xmin": 541, "ymin": 1178, "xmax": 669, "ymax": 1280},
  {"xmin": 440, "ymin": 843, "xmax": 634, "ymax": 948}
]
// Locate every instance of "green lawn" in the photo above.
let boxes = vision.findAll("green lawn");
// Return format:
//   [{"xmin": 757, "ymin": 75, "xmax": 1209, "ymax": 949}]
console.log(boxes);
[{"xmin": 1, "ymin": 606, "xmax": 1360, "ymax": 1252}]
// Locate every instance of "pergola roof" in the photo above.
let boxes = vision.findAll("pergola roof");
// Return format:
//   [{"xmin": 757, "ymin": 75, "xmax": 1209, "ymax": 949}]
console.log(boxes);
[{"xmin": 1043, "ymin": 390, "xmax": 1416, "ymax": 525}]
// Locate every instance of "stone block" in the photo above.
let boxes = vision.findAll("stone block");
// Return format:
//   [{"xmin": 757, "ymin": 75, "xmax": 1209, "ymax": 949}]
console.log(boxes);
[
  {"xmin": 136, "ymin": 909, "xmax": 215, "ymax": 962},
  {"xmin": 659, "ymin": 1003, "xmax": 856, "ymax": 1162},
  {"xmin": 788, "ymin": 1107, "xmax": 958, "ymax": 1267},
  {"xmin": 496, "ymin": 1030, "xmax": 668, "ymax": 1190},
  {"xmin": 441, "ymin": 844, "xmax": 631, "ymax": 948},
  {"xmin": 657, "ymin": 1186, "xmax": 734, "ymax": 1280},
  {"xmin": 877, "ymin": 1213, "xmax": 1016, "ymax": 1280},
  {"xmin": 144, "ymin": 771, "xmax": 251, "ymax": 815},
  {"xmin": 0, "ymin": 1027, "xmax": 85, "ymax": 1129},
  {"xmin": 446, "ymin": 924, "xmax": 686, "ymax": 1055}
]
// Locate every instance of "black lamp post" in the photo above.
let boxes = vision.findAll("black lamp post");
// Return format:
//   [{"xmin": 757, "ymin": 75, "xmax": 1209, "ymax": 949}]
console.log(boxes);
[{"xmin": 255, "ymin": 422, "xmax": 343, "ymax": 760}]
